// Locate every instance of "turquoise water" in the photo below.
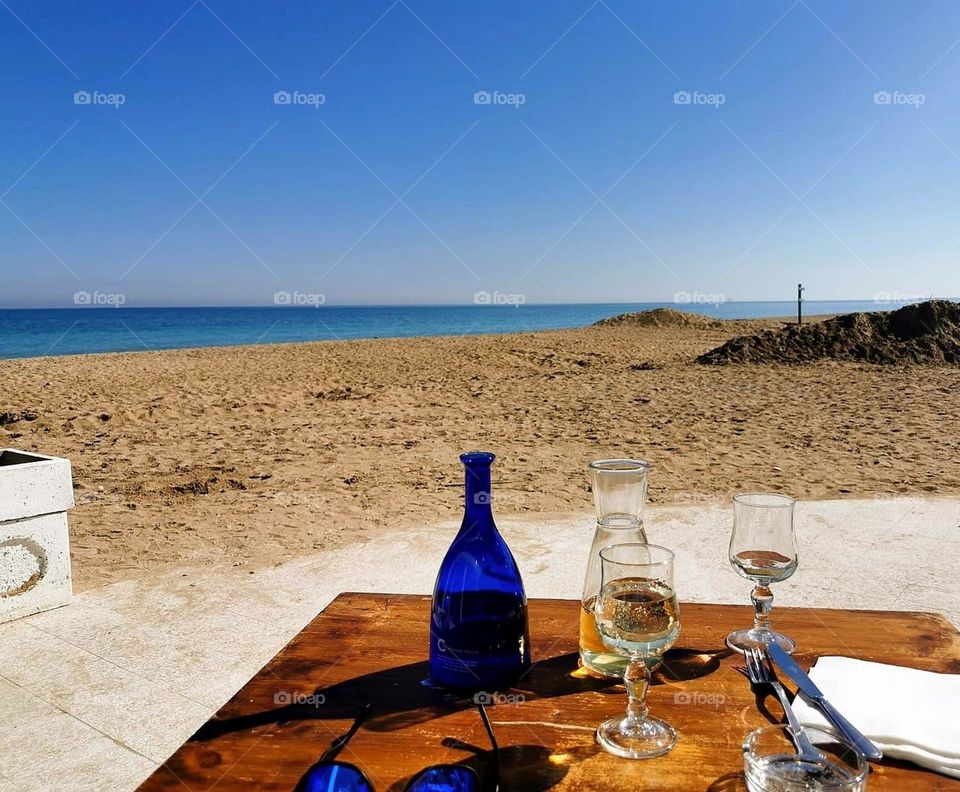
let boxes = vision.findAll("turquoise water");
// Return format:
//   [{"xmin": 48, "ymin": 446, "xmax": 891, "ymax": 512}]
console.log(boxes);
[{"xmin": 0, "ymin": 301, "xmax": 926, "ymax": 360}]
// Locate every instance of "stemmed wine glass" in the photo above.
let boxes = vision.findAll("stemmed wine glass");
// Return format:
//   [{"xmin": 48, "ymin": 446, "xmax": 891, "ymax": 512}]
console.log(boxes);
[
  {"xmin": 593, "ymin": 543, "xmax": 680, "ymax": 759},
  {"xmin": 725, "ymin": 493, "xmax": 799, "ymax": 654}
]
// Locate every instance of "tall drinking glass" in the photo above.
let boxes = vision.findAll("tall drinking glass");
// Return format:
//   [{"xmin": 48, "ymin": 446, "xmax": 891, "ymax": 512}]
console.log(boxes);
[
  {"xmin": 725, "ymin": 493, "xmax": 799, "ymax": 654},
  {"xmin": 589, "ymin": 459, "xmax": 650, "ymax": 531},
  {"xmin": 580, "ymin": 460, "xmax": 650, "ymax": 678},
  {"xmin": 594, "ymin": 543, "xmax": 680, "ymax": 759}
]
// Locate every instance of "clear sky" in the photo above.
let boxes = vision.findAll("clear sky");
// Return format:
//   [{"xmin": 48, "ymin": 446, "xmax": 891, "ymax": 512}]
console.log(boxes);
[{"xmin": 2, "ymin": 1, "xmax": 960, "ymax": 307}]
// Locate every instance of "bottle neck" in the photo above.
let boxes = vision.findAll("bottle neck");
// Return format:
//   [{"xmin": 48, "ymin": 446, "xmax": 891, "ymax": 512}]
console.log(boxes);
[{"xmin": 463, "ymin": 464, "xmax": 493, "ymax": 523}]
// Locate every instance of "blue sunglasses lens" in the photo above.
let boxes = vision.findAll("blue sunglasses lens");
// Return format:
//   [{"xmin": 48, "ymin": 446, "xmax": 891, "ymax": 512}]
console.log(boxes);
[
  {"xmin": 303, "ymin": 762, "xmax": 374, "ymax": 792},
  {"xmin": 407, "ymin": 766, "xmax": 481, "ymax": 792}
]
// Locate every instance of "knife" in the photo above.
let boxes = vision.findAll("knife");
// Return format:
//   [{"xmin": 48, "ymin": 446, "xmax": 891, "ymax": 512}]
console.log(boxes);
[{"xmin": 767, "ymin": 643, "xmax": 883, "ymax": 761}]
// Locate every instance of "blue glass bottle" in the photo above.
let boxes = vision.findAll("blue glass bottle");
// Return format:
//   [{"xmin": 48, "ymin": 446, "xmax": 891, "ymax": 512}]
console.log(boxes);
[{"xmin": 429, "ymin": 452, "xmax": 531, "ymax": 690}]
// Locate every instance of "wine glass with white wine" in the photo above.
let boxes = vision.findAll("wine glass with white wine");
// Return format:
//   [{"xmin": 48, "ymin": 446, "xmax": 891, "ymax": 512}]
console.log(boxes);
[
  {"xmin": 725, "ymin": 493, "xmax": 799, "ymax": 654},
  {"xmin": 594, "ymin": 543, "xmax": 680, "ymax": 759}
]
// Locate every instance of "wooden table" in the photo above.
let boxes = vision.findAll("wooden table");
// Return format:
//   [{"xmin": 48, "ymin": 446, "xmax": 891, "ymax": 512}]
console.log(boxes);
[{"xmin": 139, "ymin": 594, "xmax": 960, "ymax": 791}]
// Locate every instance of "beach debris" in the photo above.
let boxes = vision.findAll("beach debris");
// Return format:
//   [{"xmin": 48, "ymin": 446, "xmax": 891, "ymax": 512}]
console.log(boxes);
[
  {"xmin": 697, "ymin": 300, "xmax": 960, "ymax": 365},
  {"xmin": 171, "ymin": 475, "xmax": 247, "ymax": 496},
  {"xmin": 315, "ymin": 386, "xmax": 371, "ymax": 401},
  {"xmin": 0, "ymin": 411, "xmax": 39, "ymax": 426}
]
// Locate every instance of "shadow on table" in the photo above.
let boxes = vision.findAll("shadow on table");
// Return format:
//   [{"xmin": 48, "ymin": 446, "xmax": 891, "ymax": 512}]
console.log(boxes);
[
  {"xmin": 737, "ymin": 670, "xmax": 790, "ymax": 728},
  {"xmin": 658, "ymin": 646, "xmax": 733, "ymax": 684},
  {"xmin": 193, "ymin": 646, "xmax": 727, "ymax": 745},
  {"xmin": 194, "ymin": 652, "xmax": 617, "ymax": 742}
]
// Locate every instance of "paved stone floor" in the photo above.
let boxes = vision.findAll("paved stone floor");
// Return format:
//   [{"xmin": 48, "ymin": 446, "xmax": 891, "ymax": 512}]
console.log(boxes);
[{"xmin": 1, "ymin": 497, "xmax": 958, "ymax": 790}]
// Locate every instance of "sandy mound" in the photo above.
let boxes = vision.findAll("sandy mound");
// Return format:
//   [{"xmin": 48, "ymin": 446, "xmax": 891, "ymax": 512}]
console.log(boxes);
[
  {"xmin": 594, "ymin": 308, "xmax": 722, "ymax": 329},
  {"xmin": 697, "ymin": 300, "xmax": 960, "ymax": 364}
]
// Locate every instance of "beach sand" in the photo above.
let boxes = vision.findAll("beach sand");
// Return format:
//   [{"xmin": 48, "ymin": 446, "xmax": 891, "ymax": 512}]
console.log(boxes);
[{"xmin": 2, "ymin": 316, "xmax": 958, "ymax": 590}]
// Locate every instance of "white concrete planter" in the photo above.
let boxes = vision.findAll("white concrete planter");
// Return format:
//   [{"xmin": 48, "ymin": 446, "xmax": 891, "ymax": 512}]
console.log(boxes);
[{"xmin": 0, "ymin": 449, "xmax": 74, "ymax": 623}]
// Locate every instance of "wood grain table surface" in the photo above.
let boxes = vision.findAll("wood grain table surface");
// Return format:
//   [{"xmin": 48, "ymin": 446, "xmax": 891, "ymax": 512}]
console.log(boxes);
[{"xmin": 138, "ymin": 593, "xmax": 960, "ymax": 791}]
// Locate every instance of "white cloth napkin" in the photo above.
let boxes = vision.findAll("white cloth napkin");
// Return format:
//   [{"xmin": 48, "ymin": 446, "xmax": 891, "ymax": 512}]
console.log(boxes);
[{"xmin": 790, "ymin": 656, "xmax": 960, "ymax": 778}]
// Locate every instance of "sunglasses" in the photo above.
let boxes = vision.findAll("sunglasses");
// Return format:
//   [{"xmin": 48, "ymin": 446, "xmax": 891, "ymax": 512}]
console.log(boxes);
[{"xmin": 299, "ymin": 702, "xmax": 500, "ymax": 792}]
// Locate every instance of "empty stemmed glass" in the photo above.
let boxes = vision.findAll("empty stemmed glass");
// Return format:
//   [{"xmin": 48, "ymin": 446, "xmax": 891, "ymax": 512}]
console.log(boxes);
[
  {"xmin": 725, "ymin": 493, "xmax": 799, "ymax": 654},
  {"xmin": 594, "ymin": 543, "xmax": 680, "ymax": 759}
]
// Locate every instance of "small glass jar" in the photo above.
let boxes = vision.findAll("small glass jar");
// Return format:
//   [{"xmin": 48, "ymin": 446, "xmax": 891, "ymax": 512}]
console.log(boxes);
[
  {"xmin": 743, "ymin": 725, "xmax": 868, "ymax": 791},
  {"xmin": 579, "ymin": 459, "xmax": 650, "ymax": 678}
]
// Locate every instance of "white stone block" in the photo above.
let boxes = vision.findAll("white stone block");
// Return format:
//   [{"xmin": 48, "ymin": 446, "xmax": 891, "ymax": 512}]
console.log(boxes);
[{"xmin": 0, "ymin": 449, "xmax": 74, "ymax": 623}]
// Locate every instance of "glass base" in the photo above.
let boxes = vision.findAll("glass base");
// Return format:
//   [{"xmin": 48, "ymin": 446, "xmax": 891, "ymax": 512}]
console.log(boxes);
[
  {"xmin": 596, "ymin": 715, "xmax": 677, "ymax": 759},
  {"xmin": 725, "ymin": 627, "xmax": 796, "ymax": 654}
]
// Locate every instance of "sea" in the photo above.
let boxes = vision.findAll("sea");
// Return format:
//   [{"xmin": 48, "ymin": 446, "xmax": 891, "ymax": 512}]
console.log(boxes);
[{"xmin": 0, "ymin": 301, "xmax": 931, "ymax": 360}]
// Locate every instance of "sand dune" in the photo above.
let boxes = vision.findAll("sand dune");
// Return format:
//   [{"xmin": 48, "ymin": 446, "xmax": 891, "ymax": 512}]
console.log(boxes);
[
  {"xmin": 699, "ymin": 300, "xmax": 960, "ymax": 364},
  {"xmin": 2, "ymin": 317, "xmax": 958, "ymax": 589}
]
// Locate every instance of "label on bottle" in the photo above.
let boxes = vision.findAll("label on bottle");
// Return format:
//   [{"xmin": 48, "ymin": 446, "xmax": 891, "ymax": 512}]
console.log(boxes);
[{"xmin": 429, "ymin": 590, "xmax": 530, "ymax": 689}]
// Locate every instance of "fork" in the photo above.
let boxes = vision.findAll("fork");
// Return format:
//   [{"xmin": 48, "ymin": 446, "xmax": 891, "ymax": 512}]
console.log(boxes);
[{"xmin": 743, "ymin": 646, "xmax": 826, "ymax": 762}]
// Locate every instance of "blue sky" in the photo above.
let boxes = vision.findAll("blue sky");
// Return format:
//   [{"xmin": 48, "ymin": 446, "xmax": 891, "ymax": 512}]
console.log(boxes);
[{"xmin": 2, "ymin": 0, "xmax": 960, "ymax": 307}]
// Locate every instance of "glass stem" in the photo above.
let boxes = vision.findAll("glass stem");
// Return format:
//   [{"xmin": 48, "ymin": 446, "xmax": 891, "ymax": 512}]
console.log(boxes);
[
  {"xmin": 751, "ymin": 583, "xmax": 774, "ymax": 634},
  {"xmin": 622, "ymin": 659, "xmax": 651, "ymax": 732}
]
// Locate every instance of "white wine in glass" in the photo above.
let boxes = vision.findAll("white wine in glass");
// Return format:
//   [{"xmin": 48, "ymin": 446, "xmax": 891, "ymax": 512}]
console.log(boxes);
[
  {"xmin": 594, "ymin": 543, "xmax": 680, "ymax": 759},
  {"xmin": 595, "ymin": 578, "xmax": 680, "ymax": 663}
]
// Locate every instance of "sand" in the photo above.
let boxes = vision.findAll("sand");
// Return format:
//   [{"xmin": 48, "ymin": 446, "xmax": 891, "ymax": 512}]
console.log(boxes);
[{"xmin": 2, "ymin": 316, "xmax": 959, "ymax": 590}]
